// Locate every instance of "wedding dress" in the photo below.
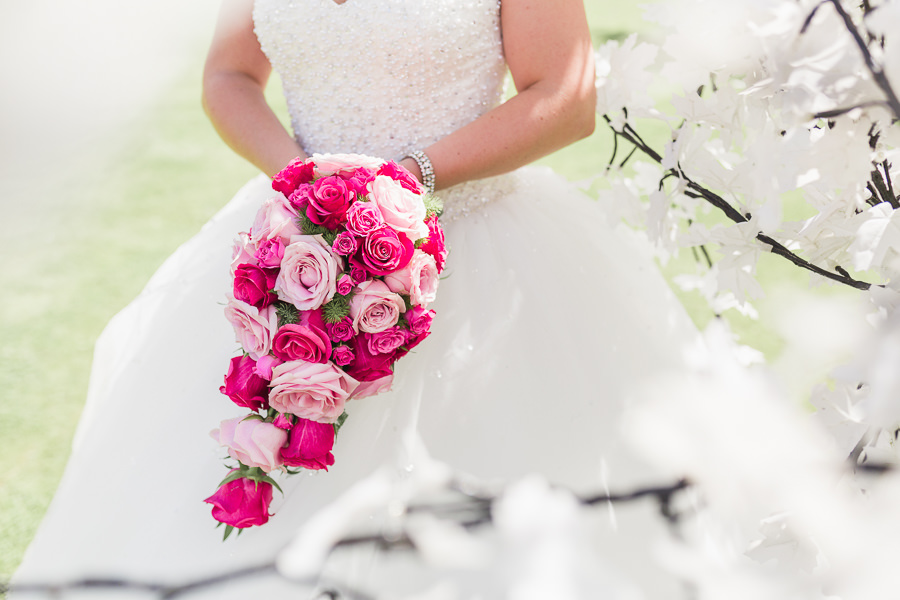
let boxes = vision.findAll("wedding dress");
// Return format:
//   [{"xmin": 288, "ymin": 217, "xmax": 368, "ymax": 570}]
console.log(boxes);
[{"xmin": 12, "ymin": 1, "xmax": 700, "ymax": 598}]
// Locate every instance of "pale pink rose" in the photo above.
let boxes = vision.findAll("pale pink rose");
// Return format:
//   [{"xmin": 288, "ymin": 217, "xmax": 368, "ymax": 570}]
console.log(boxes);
[
  {"xmin": 369, "ymin": 176, "xmax": 429, "ymax": 241},
  {"xmin": 311, "ymin": 153, "xmax": 384, "ymax": 177},
  {"xmin": 255, "ymin": 237, "xmax": 285, "ymax": 268},
  {"xmin": 211, "ymin": 416, "xmax": 288, "ymax": 473},
  {"xmin": 351, "ymin": 374, "xmax": 394, "ymax": 399},
  {"xmin": 224, "ymin": 298, "xmax": 277, "ymax": 359},
  {"xmin": 348, "ymin": 280, "xmax": 406, "ymax": 334},
  {"xmin": 252, "ymin": 195, "xmax": 302, "ymax": 244},
  {"xmin": 231, "ymin": 232, "xmax": 256, "ymax": 275},
  {"xmin": 384, "ymin": 250, "xmax": 439, "ymax": 307},
  {"xmin": 345, "ymin": 201, "xmax": 386, "ymax": 237},
  {"xmin": 269, "ymin": 360, "xmax": 359, "ymax": 423},
  {"xmin": 275, "ymin": 235, "xmax": 340, "ymax": 310},
  {"xmin": 255, "ymin": 354, "xmax": 280, "ymax": 379}
]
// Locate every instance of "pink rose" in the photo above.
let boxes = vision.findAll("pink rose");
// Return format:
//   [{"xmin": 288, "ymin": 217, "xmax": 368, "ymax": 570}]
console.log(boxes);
[
  {"xmin": 273, "ymin": 413, "xmax": 294, "ymax": 430},
  {"xmin": 331, "ymin": 344, "xmax": 355, "ymax": 366},
  {"xmin": 311, "ymin": 153, "xmax": 384, "ymax": 177},
  {"xmin": 326, "ymin": 317, "xmax": 355, "ymax": 342},
  {"xmin": 252, "ymin": 195, "xmax": 302, "ymax": 245},
  {"xmin": 233, "ymin": 264, "xmax": 279, "ymax": 309},
  {"xmin": 360, "ymin": 226, "xmax": 414, "ymax": 276},
  {"xmin": 405, "ymin": 306, "xmax": 435, "ymax": 336},
  {"xmin": 377, "ymin": 161, "xmax": 423, "ymax": 193},
  {"xmin": 281, "ymin": 418, "xmax": 336, "ymax": 471},
  {"xmin": 369, "ymin": 175, "xmax": 429, "ymax": 241},
  {"xmin": 348, "ymin": 280, "xmax": 406, "ymax": 334},
  {"xmin": 336, "ymin": 274, "xmax": 354, "ymax": 296},
  {"xmin": 367, "ymin": 327, "xmax": 407, "ymax": 355},
  {"xmin": 305, "ymin": 176, "xmax": 352, "ymax": 229},
  {"xmin": 275, "ymin": 235, "xmax": 340, "ymax": 310},
  {"xmin": 231, "ymin": 232, "xmax": 256, "ymax": 275},
  {"xmin": 255, "ymin": 354, "xmax": 280, "ymax": 379},
  {"xmin": 339, "ymin": 166, "xmax": 376, "ymax": 196},
  {"xmin": 211, "ymin": 416, "xmax": 288, "ymax": 473},
  {"xmin": 287, "ymin": 183, "xmax": 314, "ymax": 213},
  {"xmin": 255, "ymin": 237, "xmax": 285, "ymax": 268},
  {"xmin": 419, "ymin": 214, "xmax": 448, "ymax": 273},
  {"xmin": 272, "ymin": 323, "xmax": 332, "ymax": 363},
  {"xmin": 272, "ymin": 157, "xmax": 315, "ymax": 197},
  {"xmin": 345, "ymin": 201, "xmax": 386, "ymax": 237},
  {"xmin": 344, "ymin": 333, "xmax": 395, "ymax": 382},
  {"xmin": 204, "ymin": 474, "xmax": 273, "ymax": 528},
  {"xmin": 351, "ymin": 374, "xmax": 394, "ymax": 399},
  {"xmin": 269, "ymin": 360, "xmax": 359, "ymax": 423},
  {"xmin": 220, "ymin": 355, "xmax": 269, "ymax": 412},
  {"xmin": 384, "ymin": 250, "xmax": 439, "ymax": 307},
  {"xmin": 224, "ymin": 298, "xmax": 277, "ymax": 359},
  {"xmin": 331, "ymin": 231, "xmax": 359, "ymax": 257}
]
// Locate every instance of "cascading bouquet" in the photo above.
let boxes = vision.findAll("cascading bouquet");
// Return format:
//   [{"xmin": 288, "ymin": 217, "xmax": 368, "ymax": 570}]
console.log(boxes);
[{"xmin": 204, "ymin": 153, "xmax": 446, "ymax": 539}]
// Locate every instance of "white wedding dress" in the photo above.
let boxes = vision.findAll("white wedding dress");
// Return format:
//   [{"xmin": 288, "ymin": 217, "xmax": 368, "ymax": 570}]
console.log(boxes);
[{"xmin": 12, "ymin": 1, "xmax": 699, "ymax": 598}]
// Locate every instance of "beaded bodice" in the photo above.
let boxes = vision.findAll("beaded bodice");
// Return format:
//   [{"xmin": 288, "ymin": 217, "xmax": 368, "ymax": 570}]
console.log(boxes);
[
  {"xmin": 253, "ymin": 0, "xmax": 518, "ymax": 220},
  {"xmin": 253, "ymin": 0, "xmax": 506, "ymax": 161}
]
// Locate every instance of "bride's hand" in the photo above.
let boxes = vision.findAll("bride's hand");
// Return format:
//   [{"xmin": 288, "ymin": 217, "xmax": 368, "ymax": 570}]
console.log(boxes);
[
  {"xmin": 421, "ymin": 0, "xmax": 596, "ymax": 191},
  {"xmin": 202, "ymin": 0, "xmax": 306, "ymax": 178}
]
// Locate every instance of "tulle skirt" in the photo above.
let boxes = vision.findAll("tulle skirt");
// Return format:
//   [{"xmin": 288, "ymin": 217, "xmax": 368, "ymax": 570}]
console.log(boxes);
[{"xmin": 12, "ymin": 167, "xmax": 698, "ymax": 599}]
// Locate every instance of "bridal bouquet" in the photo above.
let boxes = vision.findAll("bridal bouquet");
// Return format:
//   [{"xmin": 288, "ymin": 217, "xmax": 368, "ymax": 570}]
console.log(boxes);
[{"xmin": 204, "ymin": 153, "xmax": 446, "ymax": 537}]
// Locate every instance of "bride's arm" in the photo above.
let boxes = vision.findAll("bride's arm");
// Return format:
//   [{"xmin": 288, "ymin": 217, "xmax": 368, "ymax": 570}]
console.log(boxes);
[
  {"xmin": 202, "ymin": 0, "xmax": 305, "ymax": 178},
  {"xmin": 400, "ymin": 0, "xmax": 596, "ymax": 191}
]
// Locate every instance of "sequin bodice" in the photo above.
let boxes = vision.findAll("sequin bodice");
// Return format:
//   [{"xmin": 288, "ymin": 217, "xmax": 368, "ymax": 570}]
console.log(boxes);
[
  {"xmin": 253, "ymin": 0, "xmax": 506, "ymax": 161},
  {"xmin": 253, "ymin": 0, "xmax": 517, "ymax": 221}
]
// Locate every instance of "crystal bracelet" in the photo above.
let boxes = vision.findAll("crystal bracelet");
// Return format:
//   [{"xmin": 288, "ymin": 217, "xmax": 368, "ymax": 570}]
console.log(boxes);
[{"xmin": 405, "ymin": 150, "xmax": 436, "ymax": 195}]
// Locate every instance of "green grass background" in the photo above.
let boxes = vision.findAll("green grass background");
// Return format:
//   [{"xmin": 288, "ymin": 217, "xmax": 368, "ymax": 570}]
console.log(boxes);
[{"xmin": 0, "ymin": 0, "xmax": 836, "ymax": 582}]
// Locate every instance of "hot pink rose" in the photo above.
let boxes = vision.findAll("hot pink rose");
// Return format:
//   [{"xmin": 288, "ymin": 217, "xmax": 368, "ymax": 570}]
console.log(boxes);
[
  {"xmin": 305, "ymin": 176, "xmax": 353, "ymax": 229},
  {"xmin": 326, "ymin": 317, "xmax": 355, "ymax": 342},
  {"xmin": 335, "ymin": 274, "xmax": 353, "ymax": 297},
  {"xmin": 351, "ymin": 374, "xmax": 394, "ymax": 399},
  {"xmin": 369, "ymin": 175, "xmax": 429, "ymax": 241},
  {"xmin": 419, "ymin": 214, "xmax": 447, "ymax": 273},
  {"xmin": 331, "ymin": 344, "xmax": 355, "ymax": 366},
  {"xmin": 367, "ymin": 327, "xmax": 407, "ymax": 355},
  {"xmin": 231, "ymin": 232, "xmax": 256, "ymax": 275},
  {"xmin": 377, "ymin": 161, "xmax": 423, "ymax": 193},
  {"xmin": 233, "ymin": 264, "xmax": 279, "ymax": 309},
  {"xmin": 345, "ymin": 201, "xmax": 386, "ymax": 237},
  {"xmin": 331, "ymin": 231, "xmax": 359, "ymax": 257},
  {"xmin": 405, "ymin": 306, "xmax": 435, "ymax": 336},
  {"xmin": 281, "ymin": 418, "xmax": 336, "ymax": 471},
  {"xmin": 220, "ymin": 355, "xmax": 269, "ymax": 411},
  {"xmin": 211, "ymin": 416, "xmax": 288, "ymax": 473},
  {"xmin": 360, "ymin": 226, "xmax": 414, "ymax": 276},
  {"xmin": 275, "ymin": 235, "xmax": 339, "ymax": 310},
  {"xmin": 204, "ymin": 475, "xmax": 273, "ymax": 528},
  {"xmin": 348, "ymin": 259, "xmax": 368, "ymax": 285},
  {"xmin": 339, "ymin": 166, "xmax": 376, "ymax": 196},
  {"xmin": 384, "ymin": 250, "xmax": 439, "ymax": 307},
  {"xmin": 252, "ymin": 195, "xmax": 302, "ymax": 245},
  {"xmin": 224, "ymin": 298, "xmax": 277, "ymax": 359},
  {"xmin": 269, "ymin": 360, "xmax": 359, "ymax": 423},
  {"xmin": 272, "ymin": 323, "xmax": 332, "ymax": 363},
  {"xmin": 272, "ymin": 157, "xmax": 315, "ymax": 197},
  {"xmin": 311, "ymin": 153, "xmax": 384, "ymax": 176},
  {"xmin": 344, "ymin": 333, "xmax": 395, "ymax": 382},
  {"xmin": 255, "ymin": 354, "xmax": 280, "ymax": 380},
  {"xmin": 255, "ymin": 237, "xmax": 285, "ymax": 268},
  {"xmin": 348, "ymin": 280, "xmax": 406, "ymax": 334}
]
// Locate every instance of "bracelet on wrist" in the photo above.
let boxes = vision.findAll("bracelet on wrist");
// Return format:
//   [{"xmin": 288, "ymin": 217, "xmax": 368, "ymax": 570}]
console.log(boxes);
[{"xmin": 405, "ymin": 150, "xmax": 436, "ymax": 195}]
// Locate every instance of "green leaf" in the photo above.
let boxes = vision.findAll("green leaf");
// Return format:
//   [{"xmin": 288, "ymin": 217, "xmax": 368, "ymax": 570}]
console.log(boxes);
[
  {"xmin": 333, "ymin": 411, "xmax": 350, "ymax": 435},
  {"xmin": 259, "ymin": 474, "xmax": 284, "ymax": 496},
  {"xmin": 223, "ymin": 525, "xmax": 235, "ymax": 541},
  {"xmin": 322, "ymin": 294, "xmax": 351, "ymax": 323},
  {"xmin": 275, "ymin": 301, "xmax": 300, "ymax": 326},
  {"xmin": 424, "ymin": 194, "xmax": 444, "ymax": 218},
  {"xmin": 217, "ymin": 469, "xmax": 245, "ymax": 488}
]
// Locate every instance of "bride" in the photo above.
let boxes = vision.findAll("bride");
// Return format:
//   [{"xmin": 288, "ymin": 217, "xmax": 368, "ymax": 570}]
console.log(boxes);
[{"xmin": 12, "ymin": 0, "xmax": 698, "ymax": 597}]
